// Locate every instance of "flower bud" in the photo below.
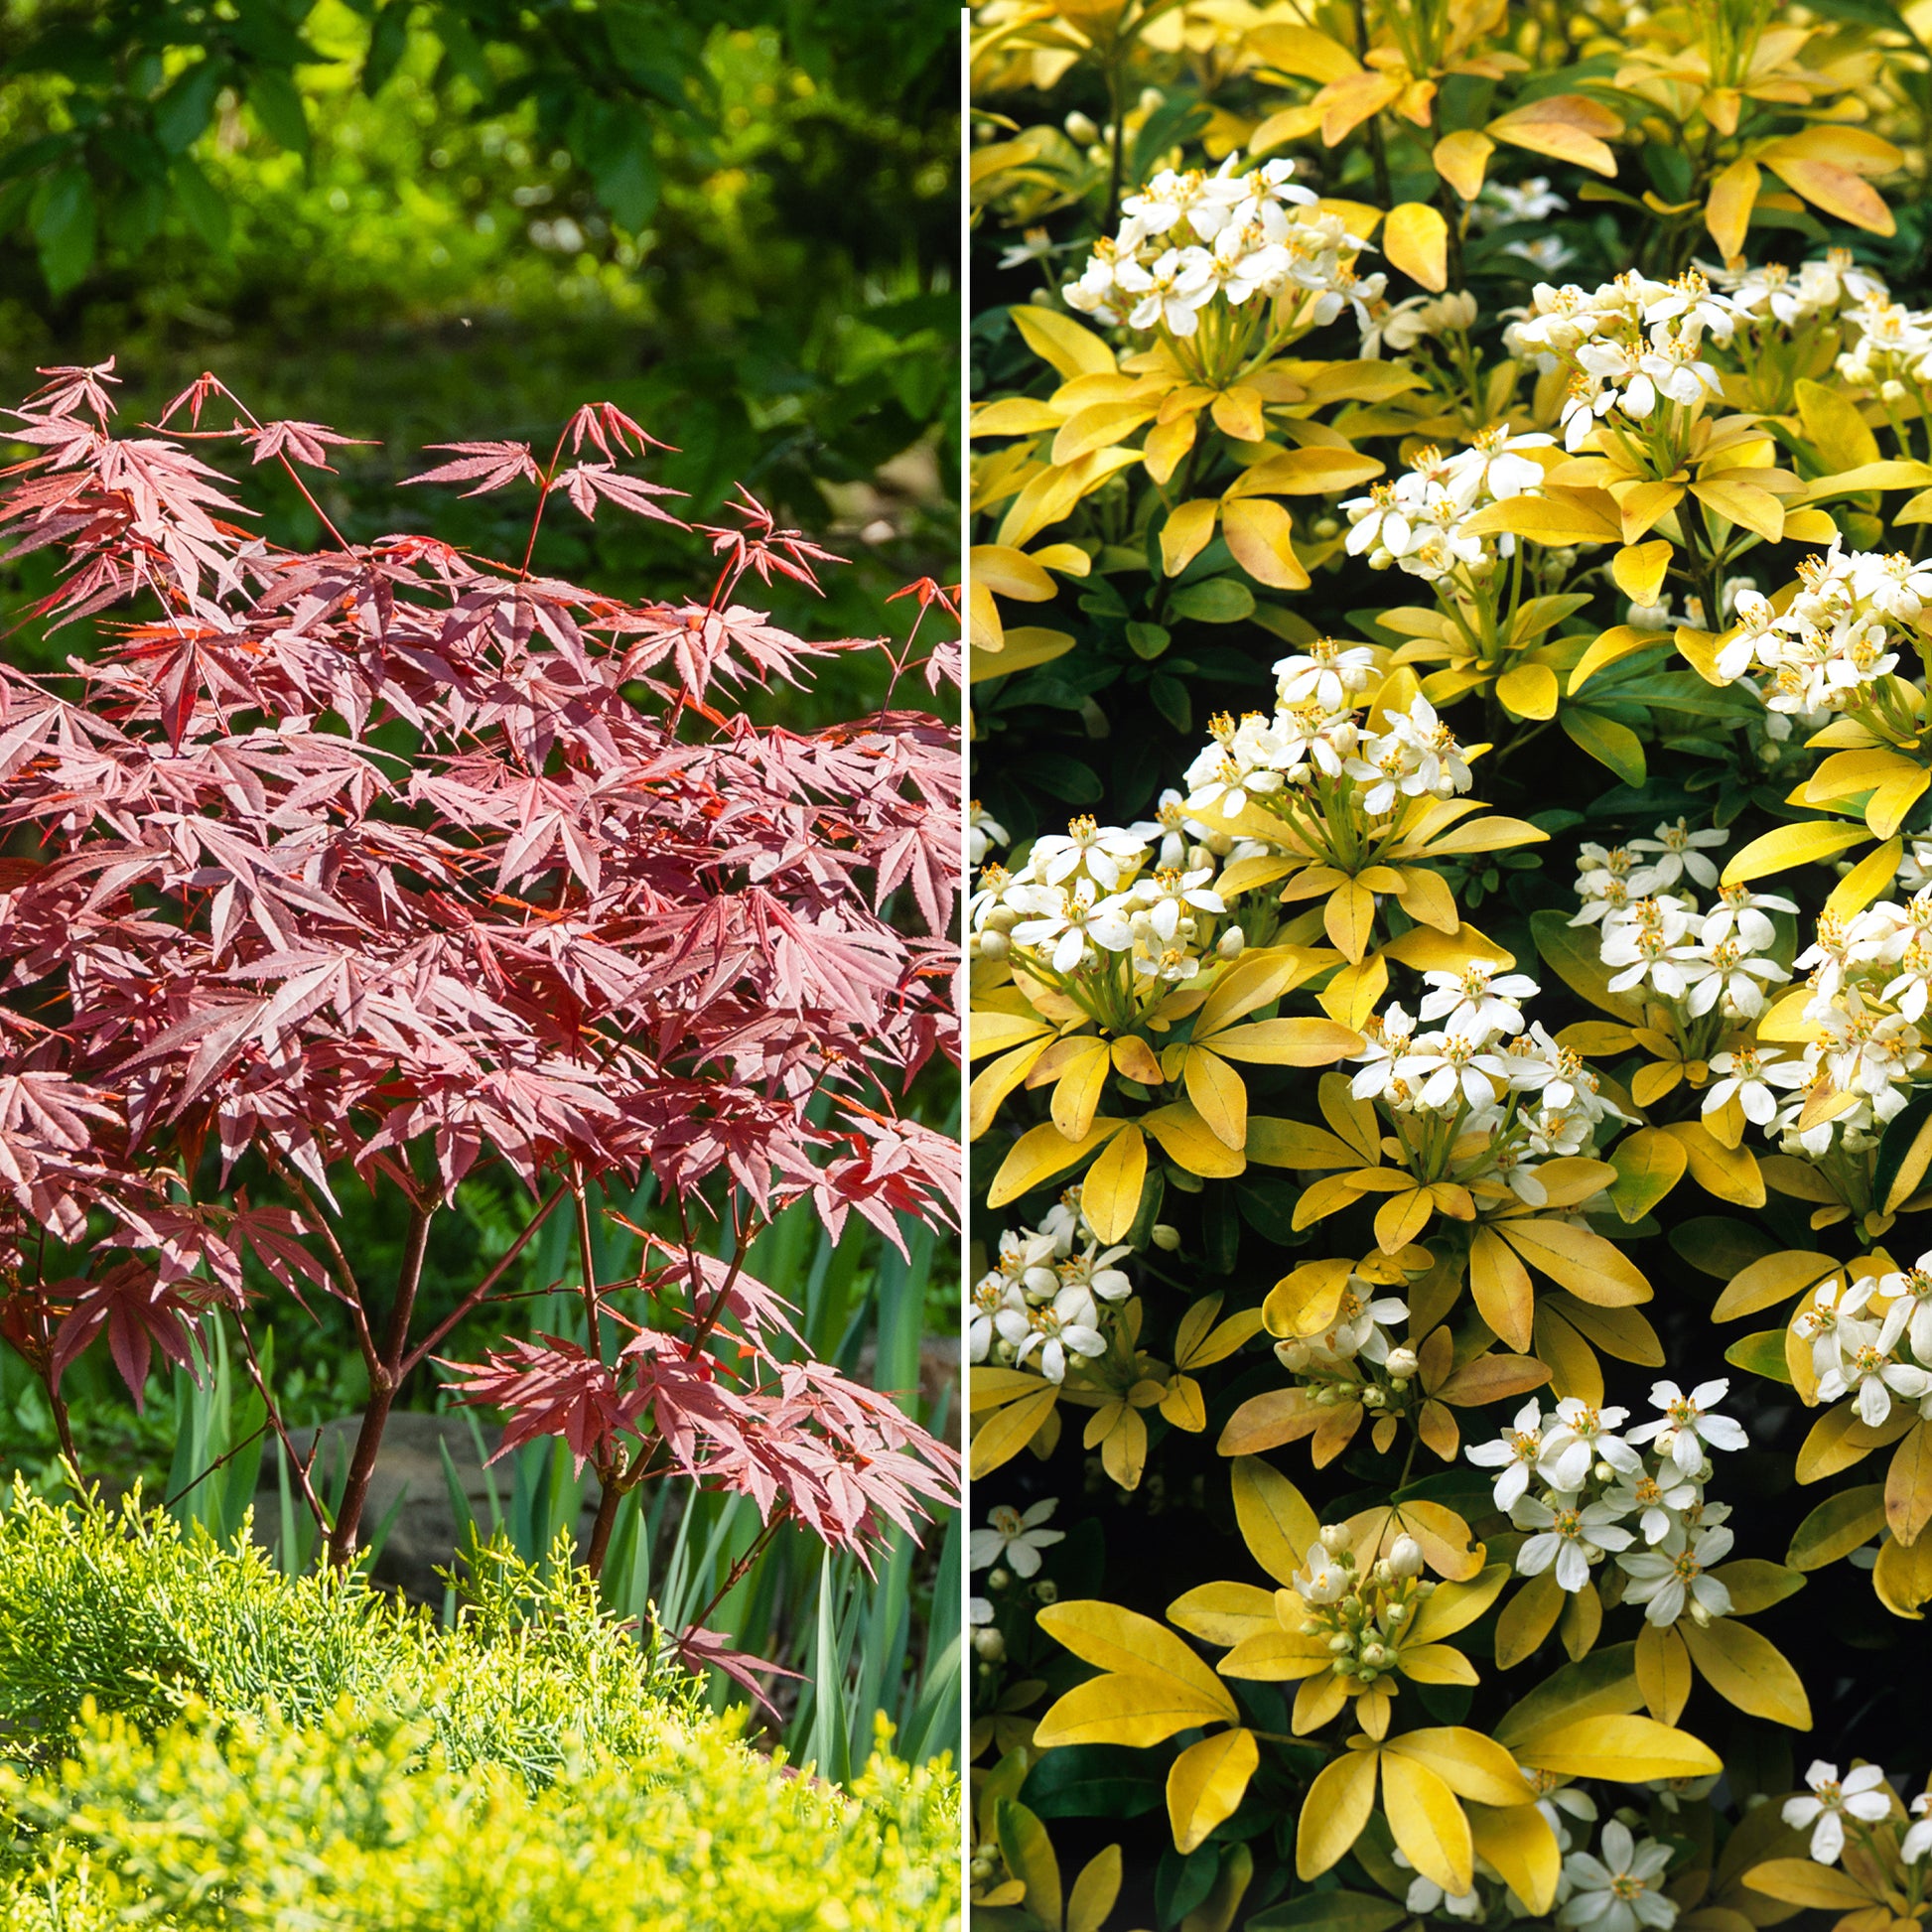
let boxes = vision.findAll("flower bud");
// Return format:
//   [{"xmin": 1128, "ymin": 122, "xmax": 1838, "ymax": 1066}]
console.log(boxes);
[
  {"xmin": 1328, "ymin": 1633, "xmax": 1352, "ymax": 1654},
  {"xmin": 979, "ymin": 929, "xmax": 1010, "ymax": 961},
  {"xmin": 1320, "ymin": 1524, "xmax": 1351, "ymax": 1555},
  {"xmin": 1386, "ymin": 1599, "xmax": 1408, "ymax": 1623},
  {"xmin": 1384, "ymin": 1346, "xmax": 1419, "ymax": 1381},
  {"xmin": 1883, "ymin": 378, "xmax": 1908, "ymax": 402},
  {"xmin": 1312, "ymin": 515, "xmax": 1341, "ymax": 539},
  {"xmin": 1361, "ymin": 1384, "xmax": 1386, "ymax": 1409},
  {"xmin": 988, "ymin": 1567, "xmax": 1011, "ymax": 1591},
  {"xmin": 1389, "ymin": 1534, "xmax": 1425, "ymax": 1580},
  {"xmin": 1152, "ymin": 1223, "xmax": 1181, "ymax": 1251},
  {"xmin": 1360, "ymin": 1642, "xmax": 1390, "ymax": 1669},
  {"xmin": 1594, "ymin": 1459, "xmax": 1615, "ymax": 1484},
  {"xmin": 985, "ymin": 904, "xmax": 1020, "ymax": 933},
  {"xmin": 972, "ymin": 1626, "xmax": 1006, "ymax": 1661},
  {"xmin": 1035, "ymin": 1580, "xmax": 1058, "ymax": 1605},
  {"xmin": 1373, "ymin": 1560, "xmax": 1394, "ymax": 1588},
  {"xmin": 1217, "ymin": 926, "xmax": 1245, "ymax": 960},
  {"xmin": 1063, "ymin": 111, "xmax": 1099, "ymax": 145}
]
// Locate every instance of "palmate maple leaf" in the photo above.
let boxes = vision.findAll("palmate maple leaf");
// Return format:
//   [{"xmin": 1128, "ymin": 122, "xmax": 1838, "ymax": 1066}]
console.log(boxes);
[{"xmin": 401, "ymin": 441, "xmax": 542, "ymax": 496}]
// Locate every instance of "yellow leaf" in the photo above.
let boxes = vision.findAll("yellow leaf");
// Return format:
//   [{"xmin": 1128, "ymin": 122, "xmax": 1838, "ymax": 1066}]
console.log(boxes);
[
  {"xmin": 1295, "ymin": 1747, "xmax": 1380, "ymax": 1879},
  {"xmin": 1470, "ymin": 1226, "xmax": 1536, "ymax": 1351},
  {"xmin": 1434, "ymin": 129, "xmax": 1494, "ymax": 200},
  {"xmin": 1211, "ymin": 1019, "xmax": 1364, "ymax": 1067},
  {"xmin": 1705, "ymin": 156, "xmax": 1759, "ymax": 260},
  {"xmin": 1231, "ymin": 1454, "xmax": 1320, "ymax": 1584},
  {"xmin": 1043, "ymin": 1036, "xmax": 1113, "ymax": 1141},
  {"xmin": 1035, "ymin": 1672, "xmax": 1237, "ymax": 1748},
  {"xmin": 1611, "ymin": 540, "xmax": 1673, "ymax": 607},
  {"xmin": 1496, "ymin": 662, "xmax": 1560, "ymax": 721},
  {"xmin": 1691, "ymin": 476, "xmax": 1784, "ymax": 544},
  {"xmin": 1168, "ymin": 1728, "xmax": 1260, "ymax": 1854},
  {"xmin": 1264, "ymin": 1257, "xmax": 1356, "ymax": 1338},
  {"xmin": 1513, "ymin": 1713, "xmax": 1723, "ymax": 1781},
  {"xmin": 1407, "ymin": 1565, "xmax": 1511, "ymax": 1645},
  {"xmin": 1659, "ymin": 1120, "xmax": 1765, "ymax": 1207},
  {"xmin": 971, "ymin": 1384, "xmax": 1060, "ymax": 1478},
  {"xmin": 1053, "ymin": 401, "xmax": 1159, "ymax": 467},
  {"xmin": 1169, "ymin": 1581, "xmax": 1280, "ymax": 1646},
  {"xmin": 1221, "ymin": 496, "xmax": 1311, "ymax": 590},
  {"xmin": 1498, "ymin": 1220, "xmax": 1650, "ymax": 1306},
  {"xmin": 1210, "ymin": 385, "xmax": 1266, "ymax": 444},
  {"xmin": 1383, "ymin": 1726, "xmax": 1532, "ymax": 1808},
  {"xmin": 1067, "ymin": 1846, "xmax": 1123, "ymax": 1932},
  {"xmin": 1743, "ymin": 1860, "xmax": 1881, "ymax": 1911},
  {"xmin": 1495, "ymin": 1569, "xmax": 1565, "ymax": 1669},
  {"xmin": 1634, "ymin": 1619, "xmax": 1691, "ymax": 1725},
  {"xmin": 1375, "ymin": 1183, "xmax": 1435, "ymax": 1256},
  {"xmin": 988, "ymin": 1117, "xmax": 1128, "ymax": 1208},
  {"xmin": 1616, "ymin": 481, "xmax": 1685, "ymax": 545},
  {"xmin": 1144, "ymin": 1100, "xmax": 1248, "ymax": 1177},
  {"xmin": 1759, "ymin": 147, "xmax": 1896, "ymax": 235},
  {"xmin": 1246, "ymin": 1119, "xmax": 1361, "ymax": 1171},
  {"xmin": 1326, "ymin": 879, "xmax": 1377, "ymax": 962},
  {"xmin": 1886, "ymin": 1418, "xmax": 1932, "ymax": 1547},
  {"xmin": 1082, "ymin": 1124, "xmax": 1148, "ymax": 1245},
  {"xmin": 1712, "ymin": 1250, "xmax": 1840, "ymax": 1322},
  {"xmin": 1487, "ymin": 95, "xmax": 1623, "ymax": 177},
  {"xmin": 1012, "ymin": 304, "xmax": 1119, "ymax": 380},
  {"xmin": 1607, "ymin": 1127, "xmax": 1687, "ymax": 1223},
  {"xmin": 1796, "ymin": 376, "xmax": 1881, "ymax": 473},
  {"xmin": 1182, "ymin": 1046, "xmax": 1248, "ymax": 1150},
  {"xmin": 1248, "ymin": 23, "xmax": 1363, "ymax": 81},
  {"xmin": 1162, "ymin": 498, "xmax": 1221, "ymax": 577},
  {"xmin": 1874, "ymin": 1524, "xmax": 1932, "ymax": 1615},
  {"xmin": 1381, "ymin": 1749, "xmax": 1474, "ymax": 1893},
  {"xmin": 1384, "ymin": 202, "xmax": 1449, "ymax": 292},
  {"xmin": 1469, "ymin": 1802, "xmax": 1562, "ymax": 1915},
  {"xmin": 970, "ymin": 1036, "xmax": 1052, "ymax": 1139},
  {"xmin": 1569, "ymin": 624, "xmax": 1666, "ymax": 695},
  {"xmin": 1787, "ymin": 1483, "xmax": 1887, "ymax": 1570},
  {"xmin": 1396, "ymin": 1642, "xmax": 1481, "ymax": 1686},
  {"xmin": 1464, "ymin": 492, "xmax": 1621, "ymax": 545},
  {"xmin": 1037, "ymin": 1599, "xmax": 1240, "ymax": 1717},
  {"xmin": 1225, "ymin": 446, "xmax": 1385, "ymax": 497},
  {"xmin": 971, "ymin": 625, "xmax": 1077, "ymax": 682}
]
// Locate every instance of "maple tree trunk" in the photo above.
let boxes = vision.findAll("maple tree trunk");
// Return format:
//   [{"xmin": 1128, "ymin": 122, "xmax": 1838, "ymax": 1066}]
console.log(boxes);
[
  {"xmin": 328, "ymin": 1204, "xmax": 433, "ymax": 1568},
  {"xmin": 585, "ymin": 1473, "xmax": 623, "ymax": 1579}
]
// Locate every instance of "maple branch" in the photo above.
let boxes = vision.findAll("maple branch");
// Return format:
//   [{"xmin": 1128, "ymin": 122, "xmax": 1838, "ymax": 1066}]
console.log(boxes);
[
  {"xmin": 256, "ymin": 1145, "xmax": 380, "ymax": 1379},
  {"xmin": 684, "ymin": 1507, "xmax": 789, "ymax": 1638},
  {"xmin": 231, "ymin": 1314, "xmax": 332, "ymax": 1543},
  {"xmin": 162, "ymin": 1415, "xmax": 268, "ymax": 1510},
  {"xmin": 199, "ymin": 379, "xmax": 356, "ymax": 555},
  {"xmin": 328, "ymin": 1197, "xmax": 434, "ymax": 1567},
  {"xmin": 585, "ymin": 1462, "xmax": 629, "ymax": 1579},
  {"xmin": 398, "ymin": 1181, "xmax": 568, "ymax": 1380},
  {"xmin": 519, "ymin": 423, "xmax": 573, "ymax": 581}
]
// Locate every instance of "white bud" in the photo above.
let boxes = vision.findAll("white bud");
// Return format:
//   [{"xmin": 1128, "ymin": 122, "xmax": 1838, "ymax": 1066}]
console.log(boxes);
[
  {"xmin": 1384, "ymin": 1346, "xmax": 1418, "ymax": 1381},
  {"xmin": 979, "ymin": 929, "xmax": 1010, "ymax": 960},
  {"xmin": 1064, "ymin": 110, "xmax": 1099, "ymax": 145},
  {"xmin": 1217, "ymin": 926, "xmax": 1245, "ymax": 960},
  {"xmin": 972, "ymin": 1626, "xmax": 1006, "ymax": 1661},
  {"xmin": 1319, "ymin": 1524, "xmax": 1351, "ymax": 1555},
  {"xmin": 1389, "ymin": 1534, "xmax": 1425, "ymax": 1580}
]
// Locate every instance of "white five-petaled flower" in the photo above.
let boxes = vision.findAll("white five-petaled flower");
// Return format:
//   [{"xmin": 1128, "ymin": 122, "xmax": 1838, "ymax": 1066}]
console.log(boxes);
[
  {"xmin": 1616, "ymin": 1521, "xmax": 1735, "ymax": 1626},
  {"xmin": 969, "ymin": 1498, "xmax": 1064, "ymax": 1578},
  {"xmin": 1783, "ymin": 1760, "xmax": 1892, "ymax": 1864},
  {"xmin": 1557, "ymin": 1820, "xmax": 1679, "ymax": 1932},
  {"xmin": 1513, "ymin": 1491, "xmax": 1635, "ymax": 1591},
  {"xmin": 997, "ymin": 1285, "xmax": 1105, "ymax": 1384},
  {"xmin": 1902, "ymin": 1792, "xmax": 1932, "ymax": 1863},
  {"xmin": 1537, "ymin": 1398, "xmax": 1641, "ymax": 1490},
  {"xmin": 1630, "ymin": 817, "xmax": 1727, "ymax": 889},
  {"xmin": 1627, "ymin": 1379, "xmax": 1748, "ymax": 1474},
  {"xmin": 1418, "ymin": 963, "xmax": 1539, "ymax": 1042},
  {"xmin": 1467, "ymin": 1400, "xmax": 1547, "ymax": 1510}
]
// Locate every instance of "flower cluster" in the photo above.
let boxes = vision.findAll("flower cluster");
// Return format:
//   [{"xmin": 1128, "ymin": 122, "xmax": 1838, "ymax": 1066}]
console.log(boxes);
[
  {"xmin": 1711, "ymin": 249, "xmax": 1888, "ymax": 333},
  {"xmin": 1340, "ymin": 429, "xmax": 1551, "ymax": 584},
  {"xmin": 970, "ymin": 804, "xmax": 1234, "ymax": 995},
  {"xmin": 1471, "ymin": 1379, "xmax": 1747, "ymax": 1623},
  {"xmin": 1573, "ymin": 820, "xmax": 1794, "ymax": 1023},
  {"xmin": 1061, "ymin": 152, "xmax": 1375, "ymax": 342},
  {"xmin": 1290, "ymin": 1522, "xmax": 1435, "ymax": 1690},
  {"xmin": 1180, "ymin": 663, "xmax": 1473, "ymax": 838},
  {"xmin": 1795, "ymin": 1250, "xmax": 1932, "ymax": 1429},
  {"xmin": 1350, "ymin": 965, "xmax": 1629, "ymax": 1202},
  {"xmin": 970, "ymin": 1191, "xmax": 1136, "ymax": 1384},
  {"xmin": 1713, "ymin": 539, "xmax": 1932, "ymax": 716},
  {"xmin": 1506, "ymin": 270, "xmax": 1733, "ymax": 449}
]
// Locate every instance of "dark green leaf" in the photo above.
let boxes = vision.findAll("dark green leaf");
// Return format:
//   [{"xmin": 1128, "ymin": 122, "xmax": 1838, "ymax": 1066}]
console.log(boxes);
[{"xmin": 31, "ymin": 164, "xmax": 96, "ymax": 295}]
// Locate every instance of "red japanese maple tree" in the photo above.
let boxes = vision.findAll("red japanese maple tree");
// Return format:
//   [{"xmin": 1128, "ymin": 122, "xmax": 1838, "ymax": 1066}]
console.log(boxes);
[{"xmin": 0, "ymin": 362, "xmax": 961, "ymax": 1637}]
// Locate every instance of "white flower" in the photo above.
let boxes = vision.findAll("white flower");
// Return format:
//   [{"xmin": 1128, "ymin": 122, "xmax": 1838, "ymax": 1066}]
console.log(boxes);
[
  {"xmin": 1627, "ymin": 1379, "xmax": 1748, "ymax": 1474},
  {"xmin": 1783, "ymin": 1761, "xmax": 1892, "ymax": 1864},
  {"xmin": 1616, "ymin": 1521, "xmax": 1735, "ymax": 1626},
  {"xmin": 1395, "ymin": 1031, "xmax": 1510, "ymax": 1112},
  {"xmin": 1557, "ymin": 1820, "xmax": 1678, "ymax": 1932},
  {"xmin": 1467, "ymin": 1399, "xmax": 1545, "ymax": 1509},
  {"xmin": 1902, "ymin": 1792, "xmax": 1932, "ymax": 1863},
  {"xmin": 1818, "ymin": 1335, "xmax": 1932, "ymax": 1427},
  {"xmin": 1418, "ymin": 963, "xmax": 1539, "ymax": 1043},
  {"xmin": 970, "ymin": 1274, "xmax": 1024, "ymax": 1363},
  {"xmin": 1875, "ymin": 1256, "xmax": 1932, "ymax": 1363},
  {"xmin": 969, "ymin": 802, "xmax": 1010, "ymax": 867},
  {"xmin": 1538, "ymin": 1398, "xmax": 1641, "ymax": 1490},
  {"xmin": 1514, "ymin": 1491, "xmax": 1635, "ymax": 1591},
  {"xmin": 1294, "ymin": 1541, "xmax": 1351, "ymax": 1605},
  {"xmin": 1602, "ymin": 1463, "xmax": 1700, "ymax": 1544},
  {"xmin": 969, "ymin": 1498, "xmax": 1065, "ymax": 1578},
  {"xmin": 1703, "ymin": 1046, "xmax": 1808, "ymax": 1126},
  {"xmin": 997, "ymin": 1285, "xmax": 1106, "ymax": 1384},
  {"xmin": 1630, "ymin": 818, "xmax": 1727, "ymax": 890}
]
